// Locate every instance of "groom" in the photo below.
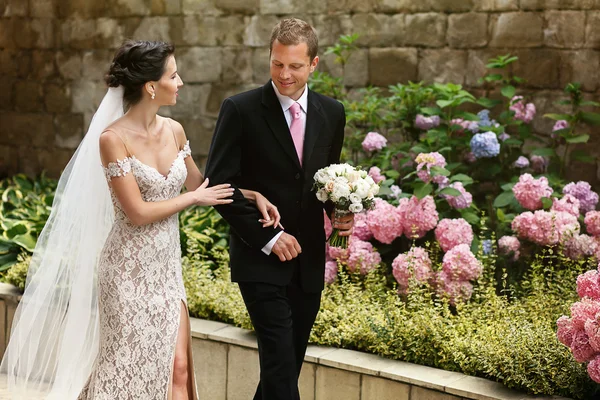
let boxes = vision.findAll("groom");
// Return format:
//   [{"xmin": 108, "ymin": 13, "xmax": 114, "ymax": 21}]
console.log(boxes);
[{"xmin": 205, "ymin": 18, "xmax": 353, "ymax": 400}]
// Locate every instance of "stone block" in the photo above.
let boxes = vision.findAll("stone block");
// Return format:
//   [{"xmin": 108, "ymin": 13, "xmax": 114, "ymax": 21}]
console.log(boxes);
[
  {"xmin": 489, "ymin": 12, "xmax": 543, "ymax": 48},
  {"xmin": 0, "ymin": 144, "xmax": 18, "ymax": 177},
  {"xmin": 343, "ymin": 48, "xmax": 369, "ymax": 87},
  {"xmin": 315, "ymin": 365, "xmax": 360, "ymax": 400},
  {"xmin": 0, "ymin": 77, "xmax": 14, "ymax": 111},
  {"xmin": 71, "ymin": 80, "xmax": 107, "ymax": 115},
  {"xmin": 244, "ymin": 15, "xmax": 280, "ymax": 47},
  {"xmin": 404, "ymin": 13, "xmax": 447, "ymax": 47},
  {"xmin": 411, "ymin": 386, "xmax": 462, "ymax": 400},
  {"xmin": 56, "ymin": 51, "xmax": 83, "ymax": 80},
  {"xmin": 60, "ymin": 18, "xmax": 98, "ymax": 49},
  {"xmin": 559, "ymin": 50, "xmax": 600, "ymax": 92},
  {"xmin": 361, "ymin": 375, "xmax": 410, "ymax": 400},
  {"xmin": 473, "ymin": 0, "xmax": 519, "ymax": 11},
  {"xmin": 54, "ymin": 113, "xmax": 84, "ymax": 149},
  {"xmin": 350, "ymin": 13, "xmax": 404, "ymax": 47},
  {"xmin": 170, "ymin": 83, "xmax": 212, "ymax": 119},
  {"xmin": 252, "ymin": 47, "xmax": 271, "ymax": 84},
  {"xmin": 45, "ymin": 83, "xmax": 72, "ymax": 113},
  {"xmin": 226, "ymin": 346, "xmax": 260, "ymax": 400},
  {"xmin": 326, "ymin": 0, "xmax": 374, "ymax": 13},
  {"xmin": 150, "ymin": 0, "xmax": 181, "ymax": 15},
  {"xmin": 35, "ymin": 147, "xmax": 74, "ymax": 178},
  {"xmin": 221, "ymin": 49, "xmax": 254, "ymax": 85},
  {"xmin": 544, "ymin": 11, "xmax": 585, "ymax": 48},
  {"xmin": 182, "ymin": 0, "xmax": 222, "ymax": 16},
  {"xmin": 448, "ymin": 13, "xmax": 488, "ymax": 48},
  {"xmin": 96, "ymin": 18, "xmax": 126, "ymax": 49},
  {"xmin": 379, "ymin": 360, "xmax": 464, "ymax": 391},
  {"xmin": 57, "ymin": 0, "xmax": 106, "ymax": 18},
  {"xmin": 2, "ymin": 0, "xmax": 28, "ymax": 16},
  {"xmin": 206, "ymin": 83, "xmax": 259, "ymax": 116},
  {"xmin": 260, "ymin": 0, "xmax": 326, "ymax": 14},
  {"xmin": 465, "ymin": 49, "xmax": 500, "ymax": 87},
  {"xmin": 375, "ymin": 0, "xmax": 431, "ymax": 12},
  {"xmin": 428, "ymin": 0, "xmax": 474, "ymax": 12},
  {"xmin": 81, "ymin": 50, "xmax": 112, "ymax": 81},
  {"xmin": 0, "ymin": 112, "xmax": 54, "ymax": 147},
  {"xmin": 189, "ymin": 317, "xmax": 229, "ymax": 339},
  {"xmin": 368, "ymin": 48, "xmax": 418, "ymax": 86},
  {"xmin": 107, "ymin": 0, "xmax": 151, "ymax": 17},
  {"xmin": 445, "ymin": 375, "xmax": 525, "ymax": 399},
  {"xmin": 299, "ymin": 362, "xmax": 316, "ymax": 400},
  {"xmin": 31, "ymin": 0, "xmax": 56, "ymax": 18},
  {"xmin": 419, "ymin": 49, "xmax": 467, "ymax": 85},
  {"xmin": 132, "ymin": 16, "xmax": 170, "ymax": 42},
  {"xmin": 181, "ymin": 16, "xmax": 219, "ymax": 46},
  {"xmin": 31, "ymin": 50, "xmax": 57, "ymax": 80},
  {"xmin": 192, "ymin": 339, "xmax": 227, "ymax": 400},
  {"xmin": 0, "ymin": 18, "xmax": 15, "ymax": 49},
  {"xmin": 9, "ymin": 18, "xmax": 55, "ymax": 49},
  {"xmin": 585, "ymin": 11, "xmax": 600, "ymax": 48},
  {"xmin": 15, "ymin": 81, "xmax": 43, "ymax": 112},
  {"xmin": 178, "ymin": 48, "xmax": 222, "ymax": 83},
  {"xmin": 311, "ymin": 14, "xmax": 352, "ymax": 47},
  {"xmin": 218, "ymin": 15, "xmax": 247, "ymax": 46},
  {"xmin": 216, "ymin": 0, "xmax": 259, "ymax": 14},
  {"xmin": 512, "ymin": 49, "xmax": 561, "ymax": 89},
  {"xmin": 520, "ymin": 0, "xmax": 597, "ymax": 10}
]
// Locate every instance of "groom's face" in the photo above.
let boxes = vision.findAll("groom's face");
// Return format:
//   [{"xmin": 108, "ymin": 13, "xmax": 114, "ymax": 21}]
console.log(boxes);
[{"xmin": 270, "ymin": 39, "xmax": 318, "ymax": 101}]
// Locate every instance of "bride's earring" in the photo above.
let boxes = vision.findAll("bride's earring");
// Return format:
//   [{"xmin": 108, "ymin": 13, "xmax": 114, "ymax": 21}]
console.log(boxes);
[{"xmin": 151, "ymin": 92, "xmax": 155, "ymax": 100}]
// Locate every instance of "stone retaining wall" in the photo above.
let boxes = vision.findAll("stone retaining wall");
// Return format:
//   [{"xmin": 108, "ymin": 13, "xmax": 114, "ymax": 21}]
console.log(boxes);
[
  {"xmin": 0, "ymin": 282, "xmax": 572, "ymax": 400},
  {"xmin": 1, "ymin": 0, "xmax": 600, "ymax": 184}
]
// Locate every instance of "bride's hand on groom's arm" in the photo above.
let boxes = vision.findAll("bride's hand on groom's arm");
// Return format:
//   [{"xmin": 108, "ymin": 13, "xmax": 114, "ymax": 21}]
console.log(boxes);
[
  {"xmin": 189, "ymin": 178, "xmax": 235, "ymax": 206},
  {"xmin": 239, "ymin": 189, "xmax": 283, "ymax": 230}
]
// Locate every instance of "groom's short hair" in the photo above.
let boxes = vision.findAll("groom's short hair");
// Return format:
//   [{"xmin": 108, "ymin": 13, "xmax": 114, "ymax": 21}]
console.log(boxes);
[{"xmin": 270, "ymin": 18, "xmax": 319, "ymax": 61}]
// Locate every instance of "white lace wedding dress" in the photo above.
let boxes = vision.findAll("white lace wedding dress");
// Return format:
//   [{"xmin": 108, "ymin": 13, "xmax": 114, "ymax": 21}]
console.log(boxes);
[{"xmin": 77, "ymin": 138, "xmax": 198, "ymax": 400}]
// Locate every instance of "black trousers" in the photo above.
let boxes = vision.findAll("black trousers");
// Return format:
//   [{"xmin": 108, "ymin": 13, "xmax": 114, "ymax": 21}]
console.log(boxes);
[{"xmin": 238, "ymin": 270, "xmax": 322, "ymax": 400}]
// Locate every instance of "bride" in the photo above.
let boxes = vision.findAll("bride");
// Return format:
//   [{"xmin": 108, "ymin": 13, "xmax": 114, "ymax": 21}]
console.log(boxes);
[{"xmin": 1, "ymin": 40, "xmax": 281, "ymax": 400}]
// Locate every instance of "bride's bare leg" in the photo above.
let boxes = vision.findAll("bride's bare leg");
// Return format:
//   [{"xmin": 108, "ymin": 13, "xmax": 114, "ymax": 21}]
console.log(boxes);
[{"xmin": 172, "ymin": 303, "xmax": 190, "ymax": 400}]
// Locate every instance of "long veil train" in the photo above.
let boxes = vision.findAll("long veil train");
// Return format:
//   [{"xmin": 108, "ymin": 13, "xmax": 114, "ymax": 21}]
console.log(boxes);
[{"xmin": 0, "ymin": 86, "xmax": 124, "ymax": 399}]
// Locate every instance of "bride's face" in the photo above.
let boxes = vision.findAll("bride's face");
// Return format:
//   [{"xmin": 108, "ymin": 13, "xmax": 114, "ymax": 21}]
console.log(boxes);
[{"xmin": 156, "ymin": 55, "xmax": 183, "ymax": 106}]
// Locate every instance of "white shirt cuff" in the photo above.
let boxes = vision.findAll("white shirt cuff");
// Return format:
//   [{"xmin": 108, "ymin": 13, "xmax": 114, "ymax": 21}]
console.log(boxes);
[{"xmin": 261, "ymin": 231, "xmax": 284, "ymax": 255}]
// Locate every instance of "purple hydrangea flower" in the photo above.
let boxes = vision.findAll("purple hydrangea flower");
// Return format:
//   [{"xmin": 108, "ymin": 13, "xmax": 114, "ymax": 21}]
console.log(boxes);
[
  {"xmin": 563, "ymin": 181, "xmax": 599, "ymax": 214},
  {"xmin": 513, "ymin": 156, "xmax": 530, "ymax": 169},
  {"xmin": 415, "ymin": 114, "xmax": 440, "ymax": 130}
]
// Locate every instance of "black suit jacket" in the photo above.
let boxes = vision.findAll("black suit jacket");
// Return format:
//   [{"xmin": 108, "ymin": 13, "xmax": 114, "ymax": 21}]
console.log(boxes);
[{"xmin": 204, "ymin": 81, "xmax": 345, "ymax": 293}]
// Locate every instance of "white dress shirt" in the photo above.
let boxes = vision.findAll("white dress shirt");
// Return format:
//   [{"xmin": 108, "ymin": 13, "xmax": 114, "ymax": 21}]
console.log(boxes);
[{"xmin": 261, "ymin": 82, "xmax": 309, "ymax": 255}]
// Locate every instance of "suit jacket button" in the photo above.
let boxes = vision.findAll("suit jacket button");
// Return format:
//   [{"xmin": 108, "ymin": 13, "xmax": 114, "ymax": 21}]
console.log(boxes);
[{"xmin": 295, "ymin": 173, "xmax": 300, "ymax": 180}]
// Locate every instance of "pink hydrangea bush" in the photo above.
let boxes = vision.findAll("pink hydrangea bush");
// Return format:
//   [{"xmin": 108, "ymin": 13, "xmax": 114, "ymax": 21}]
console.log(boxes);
[
  {"xmin": 351, "ymin": 212, "xmax": 372, "ymax": 241},
  {"xmin": 498, "ymin": 236, "xmax": 520, "ymax": 261},
  {"xmin": 324, "ymin": 260, "xmax": 338, "ymax": 284},
  {"xmin": 585, "ymin": 211, "xmax": 600, "ymax": 237},
  {"xmin": 512, "ymin": 173, "xmax": 553, "ymax": 210},
  {"xmin": 565, "ymin": 234, "xmax": 598, "ymax": 260},
  {"xmin": 557, "ymin": 267, "xmax": 600, "ymax": 382},
  {"xmin": 563, "ymin": 181, "xmax": 599, "ymax": 214},
  {"xmin": 361, "ymin": 131, "xmax": 387, "ymax": 152},
  {"xmin": 392, "ymin": 246, "xmax": 433, "ymax": 294},
  {"xmin": 511, "ymin": 210, "xmax": 580, "ymax": 246},
  {"xmin": 346, "ymin": 239, "xmax": 381, "ymax": 274},
  {"xmin": 434, "ymin": 273, "xmax": 474, "ymax": 306},
  {"xmin": 509, "ymin": 96, "xmax": 536, "ymax": 123},
  {"xmin": 551, "ymin": 194, "xmax": 580, "ymax": 217},
  {"xmin": 397, "ymin": 195, "xmax": 439, "ymax": 239},
  {"xmin": 442, "ymin": 182, "xmax": 473, "ymax": 210},
  {"xmin": 441, "ymin": 243, "xmax": 483, "ymax": 281},
  {"xmin": 367, "ymin": 198, "xmax": 403, "ymax": 244},
  {"xmin": 368, "ymin": 166, "xmax": 385, "ymax": 184},
  {"xmin": 435, "ymin": 218, "xmax": 474, "ymax": 252},
  {"xmin": 415, "ymin": 152, "xmax": 447, "ymax": 184}
]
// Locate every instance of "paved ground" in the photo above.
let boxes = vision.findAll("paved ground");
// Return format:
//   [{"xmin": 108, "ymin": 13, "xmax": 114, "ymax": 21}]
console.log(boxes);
[{"xmin": 0, "ymin": 375, "xmax": 48, "ymax": 399}]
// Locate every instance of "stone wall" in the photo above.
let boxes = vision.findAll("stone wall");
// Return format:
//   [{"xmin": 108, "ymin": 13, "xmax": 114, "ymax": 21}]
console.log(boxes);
[{"xmin": 1, "ymin": 0, "xmax": 600, "ymax": 182}]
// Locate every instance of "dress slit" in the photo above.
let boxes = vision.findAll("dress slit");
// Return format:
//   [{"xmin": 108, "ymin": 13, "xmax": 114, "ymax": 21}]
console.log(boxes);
[{"xmin": 167, "ymin": 300, "xmax": 198, "ymax": 400}]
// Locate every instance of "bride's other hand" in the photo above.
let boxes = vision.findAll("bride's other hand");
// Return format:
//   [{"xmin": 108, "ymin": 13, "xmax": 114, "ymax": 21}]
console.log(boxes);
[
  {"xmin": 255, "ymin": 192, "xmax": 282, "ymax": 229},
  {"xmin": 190, "ymin": 178, "xmax": 234, "ymax": 206}
]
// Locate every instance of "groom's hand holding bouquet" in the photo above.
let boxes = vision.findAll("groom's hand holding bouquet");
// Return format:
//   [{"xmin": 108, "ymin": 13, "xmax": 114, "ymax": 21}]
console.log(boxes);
[{"xmin": 314, "ymin": 163, "xmax": 379, "ymax": 248}]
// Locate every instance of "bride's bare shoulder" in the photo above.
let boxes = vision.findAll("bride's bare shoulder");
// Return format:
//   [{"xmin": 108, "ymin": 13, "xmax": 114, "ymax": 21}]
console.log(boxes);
[{"xmin": 99, "ymin": 122, "xmax": 129, "ymax": 161}]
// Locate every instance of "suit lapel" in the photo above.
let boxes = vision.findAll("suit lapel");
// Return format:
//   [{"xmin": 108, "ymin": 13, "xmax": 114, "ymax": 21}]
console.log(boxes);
[
  {"xmin": 262, "ymin": 82, "xmax": 302, "ymax": 170},
  {"xmin": 303, "ymin": 90, "xmax": 325, "ymax": 170}
]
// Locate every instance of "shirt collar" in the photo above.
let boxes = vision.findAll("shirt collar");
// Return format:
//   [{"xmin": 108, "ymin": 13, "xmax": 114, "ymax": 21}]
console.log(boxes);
[{"xmin": 271, "ymin": 81, "xmax": 308, "ymax": 114}]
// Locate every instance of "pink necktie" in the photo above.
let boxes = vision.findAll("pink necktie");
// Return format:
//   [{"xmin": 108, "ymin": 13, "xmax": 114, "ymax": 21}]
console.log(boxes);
[{"xmin": 289, "ymin": 102, "xmax": 304, "ymax": 166}]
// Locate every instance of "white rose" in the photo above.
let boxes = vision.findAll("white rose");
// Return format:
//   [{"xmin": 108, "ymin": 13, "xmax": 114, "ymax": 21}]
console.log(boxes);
[
  {"xmin": 325, "ymin": 181, "xmax": 335, "ymax": 193},
  {"xmin": 332, "ymin": 184, "xmax": 351, "ymax": 202},
  {"xmin": 354, "ymin": 180, "xmax": 370, "ymax": 198},
  {"xmin": 349, "ymin": 193, "xmax": 362, "ymax": 204},
  {"xmin": 314, "ymin": 170, "xmax": 330, "ymax": 185},
  {"xmin": 347, "ymin": 170, "xmax": 360, "ymax": 183},
  {"xmin": 364, "ymin": 176, "xmax": 376, "ymax": 186},
  {"xmin": 316, "ymin": 189, "xmax": 329, "ymax": 202},
  {"xmin": 370, "ymin": 183, "xmax": 380, "ymax": 195},
  {"xmin": 349, "ymin": 203, "xmax": 363, "ymax": 213}
]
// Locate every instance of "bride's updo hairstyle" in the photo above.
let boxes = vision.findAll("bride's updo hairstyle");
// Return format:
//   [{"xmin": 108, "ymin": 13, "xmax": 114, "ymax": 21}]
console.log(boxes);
[{"xmin": 106, "ymin": 40, "xmax": 175, "ymax": 108}]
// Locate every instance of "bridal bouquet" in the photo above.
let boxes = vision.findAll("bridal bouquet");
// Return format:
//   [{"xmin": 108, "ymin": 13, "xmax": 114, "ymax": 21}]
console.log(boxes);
[{"xmin": 314, "ymin": 163, "xmax": 379, "ymax": 248}]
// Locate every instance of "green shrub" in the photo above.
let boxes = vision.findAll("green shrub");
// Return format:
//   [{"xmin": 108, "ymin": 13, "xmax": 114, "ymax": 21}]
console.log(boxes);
[{"xmin": 4, "ymin": 253, "xmax": 30, "ymax": 291}]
